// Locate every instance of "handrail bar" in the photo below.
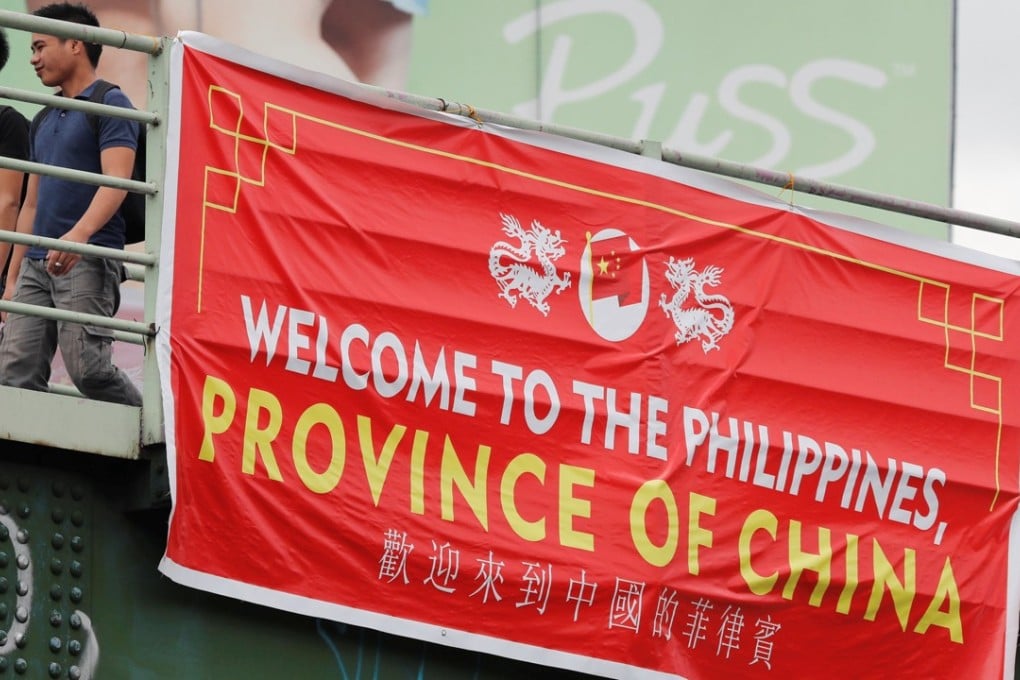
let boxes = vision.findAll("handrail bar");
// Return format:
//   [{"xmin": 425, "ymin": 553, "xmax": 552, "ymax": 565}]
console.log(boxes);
[
  {"xmin": 0, "ymin": 85, "xmax": 160, "ymax": 126},
  {"xmin": 376, "ymin": 89, "xmax": 1020, "ymax": 239},
  {"xmin": 0, "ymin": 155, "xmax": 156, "ymax": 195},
  {"xmin": 0, "ymin": 229, "xmax": 157, "ymax": 266},
  {"xmin": 0, "ymin": 9, "xmax": 161, "ymax": 54},
  {"xmin": 0, "ymin": 299, "xmax": 152, "ymax": 336}
]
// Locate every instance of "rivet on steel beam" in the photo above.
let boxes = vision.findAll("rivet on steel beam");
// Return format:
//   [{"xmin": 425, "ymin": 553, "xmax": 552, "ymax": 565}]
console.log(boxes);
[
  {"xmin": 69, "ymin": 587, "xmax": 83, "ymax": 603},
  {"xmin": 51, "ymin": 509, "xmax": 65, "ymax": 525},
  {"xmin": 48, "ymin": 637, "xmax": 62, "ymax": 653},
  {"xmin": 52, "ymin": 534, "xmax": 64, "ymax": 550},
  {"xmin": 49, "ymin": 611, "xmax": 62, "ymax": 628}
]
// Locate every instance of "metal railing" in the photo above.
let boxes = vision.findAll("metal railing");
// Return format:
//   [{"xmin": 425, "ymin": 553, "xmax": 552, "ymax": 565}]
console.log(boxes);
[{"xmin": 0, "ymin": 10, "xmax": 170, "ymax": 449}]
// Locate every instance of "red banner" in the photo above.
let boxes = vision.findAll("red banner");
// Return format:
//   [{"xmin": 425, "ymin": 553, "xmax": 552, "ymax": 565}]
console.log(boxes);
[{"xmin": 158, "ymin": 34, "xmax": 1020, "ymax": 679}]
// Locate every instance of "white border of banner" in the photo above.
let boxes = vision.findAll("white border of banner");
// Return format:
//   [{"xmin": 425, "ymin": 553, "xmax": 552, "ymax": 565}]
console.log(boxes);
[{"xmin": 156, "ymin": 30, "xmax": 1020, "ymax": 680}]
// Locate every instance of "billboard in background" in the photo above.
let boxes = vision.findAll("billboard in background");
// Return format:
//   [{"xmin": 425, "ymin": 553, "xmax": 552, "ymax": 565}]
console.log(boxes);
[
  {"xmin": 157, "ymin": 33, "xmax": 1019, "ymax": 680},
  {"xmin": 408, "ymin": 1, "xmax": 955, "ymax": 238},
  {"xmin": 0, "ymin": 1, "xmax": 954, "ymax": 239}
]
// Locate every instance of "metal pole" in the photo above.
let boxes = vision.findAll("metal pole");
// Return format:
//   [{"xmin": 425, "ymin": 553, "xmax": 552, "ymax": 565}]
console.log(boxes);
[
  {"xmin": 0, "ymin": 300, "xmax": 152, "ymax": 336},
  {"xmin": 373, "ymin": 88, "xmax": 1020, "ymax": 239},
  {"xmin": 0, "ymin": 9, "xmax": 161, "ymax": 54},
  {"xmin": 0, "ymin": 230, "xmax": 156, "ymax": 266},
  {"xmin": 0, "ymin": 156, "xmax": 156, "ymax": 195},
  {"xmin": 0, "ymin": 85, "xmax": 160, "ymax": 125}
]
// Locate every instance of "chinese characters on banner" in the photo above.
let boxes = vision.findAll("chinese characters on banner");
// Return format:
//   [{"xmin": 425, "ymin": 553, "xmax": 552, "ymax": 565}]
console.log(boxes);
[{"xmin": 157, "ymin": 33, "xmax": 1020, "ymax": 679}]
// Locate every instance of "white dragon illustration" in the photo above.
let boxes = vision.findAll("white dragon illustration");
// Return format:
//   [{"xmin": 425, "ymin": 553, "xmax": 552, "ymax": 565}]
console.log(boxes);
[
  {"xmin": 659, "ymin": 256, "xmax": 735, "ymax": 353},
  {"xmin": 488, "ymin": 213, "xmax": 571, "ymax": 316}
]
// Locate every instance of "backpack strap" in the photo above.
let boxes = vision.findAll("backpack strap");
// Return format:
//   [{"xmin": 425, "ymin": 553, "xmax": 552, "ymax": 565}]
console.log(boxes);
[
  {"xmin": 84, "ymin": 79, "xmax": 118, "ymax": 137},
  {"xmin": 29, "ymin": 79, "xmax": 121, "ymax": 148},
  {"xmin": 28, "ymin": 105, "xmax": 50, "ymax": 149}
]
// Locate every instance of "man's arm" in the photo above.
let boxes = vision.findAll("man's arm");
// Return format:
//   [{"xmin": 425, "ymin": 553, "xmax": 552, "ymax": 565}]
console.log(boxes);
[
  {"xmin": 1, "ymin": 173, "xmax": 37, "ymax": 320},
  {"xmin": 0, "ymin": 167, "xmax": 24, "ymax": 281},
  {"xmin": 48, "ymin": 145, "xmax": 133, "ymax": 276}
]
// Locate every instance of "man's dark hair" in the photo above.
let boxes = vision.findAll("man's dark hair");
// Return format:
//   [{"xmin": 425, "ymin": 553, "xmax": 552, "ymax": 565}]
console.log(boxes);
[
  {"xmin": 0, "ymin": 28, "xmax": 9, "ymax": 72},
  {"xmin": 32, "ymin": 2, "xmax": 102, "ymax": 68}
]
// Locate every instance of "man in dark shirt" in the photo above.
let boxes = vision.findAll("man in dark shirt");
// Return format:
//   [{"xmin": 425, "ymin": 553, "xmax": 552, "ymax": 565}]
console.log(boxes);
[{"xmin": 0, "ymin": 2, "xmax": 141, "ymax": 406}]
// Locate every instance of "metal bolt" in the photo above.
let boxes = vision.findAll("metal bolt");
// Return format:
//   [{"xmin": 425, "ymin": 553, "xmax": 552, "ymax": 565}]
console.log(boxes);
[
  {"xmin": 49, "ymin": 611, "xmax": 62, "ymax": 628},
  {"xmin": 69, "ymin": 587, "xmax": 83, "ymax": 603},
  {"xmin": 50, "ymin": 559, "xmax": 63, "ymax": 576},
  {"xmin": 51, "ymin": 534, "xmax": 64, "ymax": 550},
  {"xmin": 48, "ymin": 637, "xmax": 62, "ymax": 653}
]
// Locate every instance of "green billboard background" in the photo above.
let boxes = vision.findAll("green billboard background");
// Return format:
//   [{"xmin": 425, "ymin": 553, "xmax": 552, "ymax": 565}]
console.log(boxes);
[
  {"xmin": 407, "ymin": 1, "xmax": 954, "ymax": 237},
  {"xmin": 0, "ymin": 1, "xmax": 953, "ymax": 237}
]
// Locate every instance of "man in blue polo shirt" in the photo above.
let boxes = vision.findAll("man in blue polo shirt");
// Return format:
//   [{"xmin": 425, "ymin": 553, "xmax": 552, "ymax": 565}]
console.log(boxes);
[{"xmin": 0, "ymin": 1, "xmax": 141, "ymax": 406}]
